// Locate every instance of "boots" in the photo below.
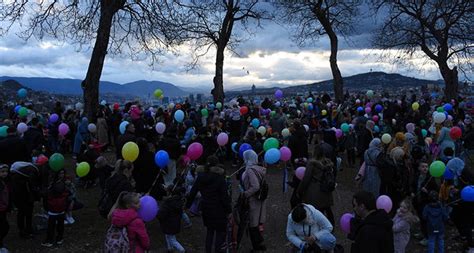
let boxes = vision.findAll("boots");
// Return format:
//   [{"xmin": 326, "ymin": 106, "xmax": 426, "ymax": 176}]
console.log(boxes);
[{"xmin": 248, "ymin": 227, "xmax": 266, "ymax": 251}]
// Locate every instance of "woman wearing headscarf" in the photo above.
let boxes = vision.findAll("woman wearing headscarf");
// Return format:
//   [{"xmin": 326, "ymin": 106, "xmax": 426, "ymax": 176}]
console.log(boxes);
[
  {"xmin": 73, "ymin": 117, "xmax": 90, "ymax": 159},
  {"xmin": 96, "ymin": 111, "xmax": 108, "ymax": 147},
  {"xmin": 363, "ymin": 138, "xmax": 383, "ymax": 197},
  {"xmin": 241, "ymin": 150, "xmax": 267, "ymax": 251}
]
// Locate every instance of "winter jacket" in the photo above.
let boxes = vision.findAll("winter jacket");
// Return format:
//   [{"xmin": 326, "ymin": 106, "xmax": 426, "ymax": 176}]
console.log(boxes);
[
  {"xmin": 286, "ymin": 204, "xmax": 333, "ymax": 249},
  {"xmin": 288, "ymin": 127, "xmax": 308, "ymax": 160},
  {"xmin": 47, "ymin": 181, "xmax": 69, "ymax": 213},
  {"xmin": 242, "ymin": 165, "xmax": 267, "ymax": 227},
  {"xmin": 180, "ymin": 128, "xmax": 195, "ymax": 145},
  {"xmin": 0, "ymin": 179, "xmax": 9, "ymax": 212},
  {"xmin": 392, "ymin": 212, "xmax": 412, "ymax": 253},
  {"xmin": 132, "ymin": 150, "xmax": 159, "ymax": 194},
  {"xmin": 422, "ymin": 202, "xmax": 449, "ymax": 235},
  {"xmin": 10, "ymin": 162, "xmax": 40, "ymax": 208},
  {"xmin": 350, "ymin": 209, "xmax": 394, "ymax": 253},
  {"xmin": 157, "ymin": 136, "xmax": 181, "ymax": 160},
  {"xmin": 102, "ymin": 174, "xmax": 134, "ymax": 213},
  {"xmin": 116, "ymin": 132, "xmax": 136, "ymax": 159},
  {"xmin": 0, "ymin": 135, "xmax": 30, "ymax": 166},
  {"xmin": 157, "ymin": 195, "xmax": 184, "ymax": 235},
  {"xmin": 97, "ymin": 117, "xmax": 109, "ymax": 145},
  {"xmin": 357, "ymin": 128, "xmax": 373, "ymax": 156},
  {"xmin": 23, "ymin": 126, "xmax": 45, "ymax": 155},
  {"xmin": 111, "ymin": 208, "xmax": 150, "ymax": 253},
  {"xmin": 363, "ymin": 147, "xmax": 382, "ymax": 197},
  {"xmin": 297, "ymin": 161, "xmax": 333, "ymax": 209},
  {"xmin": 186, "ymin": 166, "xmax": 231, "ymax": 231}
]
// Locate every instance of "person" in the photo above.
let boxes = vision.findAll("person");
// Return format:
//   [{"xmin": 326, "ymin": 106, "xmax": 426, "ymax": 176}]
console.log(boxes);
[
  {"xmin": 393, "ymin": 198, "xmax": 419, "ymax": 253},
  {"xmin": 286, "ymin": 203, "xmax": 336, "ymax": 252},
  {"xmin": 0, "ymin": 126, "xmax": 30, "ymax": 166},
  {"xmin": 186, "ymin": 155, "xmax": 231, "ymax": 253},
  {"xmin": 95, "ymin": 156, "xmax": 114, "ymax": 191},
  {"xmin": 342, "ymin": 126, "xmax": 357, "ymax": 168},
  {"xmin": 109, "ymin": 192, "xmax": 150, "ymax": 253},
  {"xmin": 23, "ymin": 118, "xmax": 45, "ymax": 156},
  {"xmin": 116, "ymin": 123, "xmax": 136, "ymax": 160},
  {"xmin": 350, "ymin": 191, "xmax": 394, "ymax": 253},
  {"xmin": 42, "ymin": 169, "xmax": 69, "ymax": 247},
  {"xmin": 157, "ymin": 187, "xmax": 186, "ymax": 253},
  {"xmin": 132, "ymin": 138, "xmax": 159, "ymax": 194},
  {"xmin": 157, "ymin": 128, "xmax": 182, "ymax": 187},
  {"xmin": 356, "ymin": 120, "xmax": 374, "ymax": 165},
  {"xmin": 73, "ymin": 117, "xmax": 90, "ymax": 159},
  {"xmin": 362, "ymin": 138, "xmax": 382, "ymax": 197},
  {"xmin": 241, "ymin": 150, "xmax": 267, "ymax": 251},
  {"xmin": 96, "ymin": 111, "xmax": 109, "ymax": 147},
  {"xmin": 0, "ymin": 164, "xmax": 10, "ymax": 252},
  {"xmin": 180, "ymin": 120, "xmax": 195, "ymax": 146},
  {"xmin": 288, "ymin": 120, "xmax": 308, "ymax": 165},
  {"xmin": 99, "ymin": 160, "xmax": 134, "ymax": 218},
  {"xmin": 423, "ymin": 191, "xmax": 449, "ymax": 253}
]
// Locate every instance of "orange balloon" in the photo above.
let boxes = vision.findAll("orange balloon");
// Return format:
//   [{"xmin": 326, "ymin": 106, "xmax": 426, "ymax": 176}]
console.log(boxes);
[{"xmin": 267, "ymin": 127, "xmax": 272, "ymax": 135}]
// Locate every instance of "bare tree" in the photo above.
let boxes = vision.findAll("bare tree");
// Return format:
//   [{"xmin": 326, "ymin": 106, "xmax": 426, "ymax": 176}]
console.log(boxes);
[
  {"xmin": 373, "ymin": 0, "xmax": 473, "ymax": 99},
  {"xmin": 276, "ymin": 0, "xmax": 361, "ymax": 102},
  {"xmin": 162, "ymin": 0, "xmax": 267, "ymax": 103},
  {"xmin": 0, "ymin": 0, "xmax": 173, "ymax": 119}
]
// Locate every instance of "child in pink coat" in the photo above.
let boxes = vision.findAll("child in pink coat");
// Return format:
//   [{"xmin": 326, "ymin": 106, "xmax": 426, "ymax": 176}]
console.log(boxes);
[
  {"xmin": 110, "ymin": 192, "xmax": 150, "ymax": 253},
  {"xmin": 393, "ymin": 198, "xmax": 419, "ymax": 253}
]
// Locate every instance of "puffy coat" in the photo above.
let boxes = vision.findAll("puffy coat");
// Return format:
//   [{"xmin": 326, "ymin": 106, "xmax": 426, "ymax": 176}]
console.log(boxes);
[
  {"xmin": 111, "ymin": 208, "xmax": 150, "ymax": 253},
  {"xmin": 157, "ymin": 195, "xmax": 184, "ymax": 235},
  {"xmin": 242, "ymin": 165, "xmax": 267, "ymax": 227}
]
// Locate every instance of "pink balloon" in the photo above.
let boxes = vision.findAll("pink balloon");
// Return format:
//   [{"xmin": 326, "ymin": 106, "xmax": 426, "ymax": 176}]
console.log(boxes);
[
  {"xmin": 340, "ymin": 213, "xmax": 354, "ymax": 234},
  {"xmin": 365, "ymin": 107, "xmax": 372, "ymax": 114},
  {"xmin": 335, "ymin": 129, "xmax": 343, "ymax": 138},
  {"xmin": 217, "ymin": 132, "xmax": 229, "ymax": 146},
  {"xmin": 295, "ymin": 167, "xmax": 306, "ymax": 180},
  {"xmin": 187, "ymin": 142, "xmax": 203, "ymax": 160},
  {"xmin": 376, "ymin": 195, "xmax": 393, "ymax": 213},
  {"xmin": 181, "ymin": 155, "xmax": 191, "ymax": 167},
  {"xmin": 280, "ymin": 146, "xmax": 292, "ymax": 162},
  {"xmin": 58, "ymin": 123, "xmax": 69, "ymax": 136},
  {"xmin": 372, "ymin": 115, "xmax": 379, "ymax": 122}
]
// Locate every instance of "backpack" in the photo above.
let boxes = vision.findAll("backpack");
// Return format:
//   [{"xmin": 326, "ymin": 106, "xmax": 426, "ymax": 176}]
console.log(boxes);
[
  {"xmin": 250, "ymin": 168, "xmax": 269, "ymax": 201},
  {"xmin": 318, "ymin": 168, "xmax": 336, "ymax": 193},
  {"xmin": 103, "ymin": 225, "xmax": 130, "ymax": 253}
]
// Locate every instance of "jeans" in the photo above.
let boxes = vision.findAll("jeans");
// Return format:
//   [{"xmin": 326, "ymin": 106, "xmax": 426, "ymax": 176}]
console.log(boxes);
[
  {"xmin": 0, "ymin": 211, "xmax": 9, "ymax": 247},
  {"xmin": 206, "ymin": 228, "xmax": 226, "ymax": 253},
  {"xmin": 182, "ymin": 213, "xmax": 192, "ymax": 227},
  {"xmin": 46, "ymin": 214, "xmax": 64, "ymax": 243},
  {"xmin": 427, "ymin": 233, "xmax": 444, "ymax": 253},
  {"xmin": 165, "ymin": 234, "xmax": 185, "ymax": 252}
]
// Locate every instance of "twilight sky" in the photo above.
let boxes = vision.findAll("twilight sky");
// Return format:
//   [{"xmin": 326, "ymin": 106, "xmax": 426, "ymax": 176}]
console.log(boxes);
[{"xmin": 0, "ymin": 16, "xmax": 454, "ymax": 91}]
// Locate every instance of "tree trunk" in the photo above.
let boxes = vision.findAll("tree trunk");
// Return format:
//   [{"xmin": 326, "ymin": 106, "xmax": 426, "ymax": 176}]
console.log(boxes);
[
  {"xmin": 212, "ymin": 45, "xmax": 225, "ymax": 103},
  {"xmin": 439, "ymin": 63, "xmax": 459, "ymax": 99},
  {"xmin": 83, "ymin": 1, "xmax": 122, "ymax": 120}
]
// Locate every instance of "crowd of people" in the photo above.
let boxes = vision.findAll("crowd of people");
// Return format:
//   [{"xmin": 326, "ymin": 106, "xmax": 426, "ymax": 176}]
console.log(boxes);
[{"xmin": 0, "ymin": 88, "xmax": 473, "ymax": 253}]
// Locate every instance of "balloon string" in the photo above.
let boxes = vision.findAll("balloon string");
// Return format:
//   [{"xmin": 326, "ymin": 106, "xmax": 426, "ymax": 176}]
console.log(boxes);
[{"xmin": 421, "ymin": 176, "xmax": 433, "ymax": 189}]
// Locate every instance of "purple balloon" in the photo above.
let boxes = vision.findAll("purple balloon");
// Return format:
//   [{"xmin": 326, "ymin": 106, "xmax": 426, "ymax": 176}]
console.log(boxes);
[
  {"xmin": 340, "ymin": 213, "xmax": 354, "ymax": 234},
  {"xmin": 365, "ymin": 107, "xmax": 372, "ymax": 114},
  {"xmin": 295, "ymin": 167, "xmax": 306, "ymax": 180},
  {"xmin": 58, "ymin": 123, "xmax": 69, "ymax": 136},
  {"xmin": 376, "ymin": 195, "xmax": 393, "ymax": 213},
  {"xmin": 280, "ymin": 146, "xmax": 292, "ymax": 162},
  {"xmin": 335, "ymin": 129, "xmax": 343, "ymax": 138},
  {"xmin": 275, "ymin": 89, "xmax": 283, "ymax": 99},
  {"xmin": 217, "ymin": 132, "xmax": 229, "ymax": 146},
  {"xmin": 138, "ymin": 196, "xmax": 159, "ymax": 222},
  {"xmin": 50, "ymin": 113, "xmax": 59, "ymax": 123}
]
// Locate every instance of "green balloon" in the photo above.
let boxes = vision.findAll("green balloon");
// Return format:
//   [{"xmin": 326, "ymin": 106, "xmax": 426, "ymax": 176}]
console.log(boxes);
[
  {"xmin": 201, "ymin": 108, "xmax": 208, "ymax": 117},
  {"xmin": 420, "ymin": 119, "xmax": 426, "ymax": 126},
  {"xmin": 341, "ymin": 123, "xmax": 350, "ymax": 133},
  {"xmin": 216, "ymin": 102, "xmax": 222, "ymax": 109},
  {"xmin": 270, "ymin": 111, "xmax": 276, "ymax": 117},
  {"xmin": 76, "ymin": 162, "xmax": 90, "ymax": 177},
  {"xmin": 0, "ymin": 126, "xmax": 8, "ymax": 137},
  {"xmin": 18, "ymin": 107, "xmax": 28, "ymax": 117},
  {"xmin": 436, "ymin": 106, "xmax": 444, "ymax": 113},
  {"xmin": 429, "ymin": 160, "xmax": 446, "ymax": 177},
  {"xmin": 49, "ymin": 153, "xmax": 65, "ymax": 172},
  {"xmin": 263, "ymin": 137, "xmax": 279, "ymax": 151}
]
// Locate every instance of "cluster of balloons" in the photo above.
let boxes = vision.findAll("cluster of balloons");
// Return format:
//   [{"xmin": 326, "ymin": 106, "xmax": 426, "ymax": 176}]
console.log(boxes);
[{"xmin": 264, "ymin": 145, "xmax": 292, "ymax": 165}]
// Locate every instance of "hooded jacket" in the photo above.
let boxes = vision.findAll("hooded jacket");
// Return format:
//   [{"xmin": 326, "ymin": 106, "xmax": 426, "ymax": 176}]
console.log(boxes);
[
  {"xmin": 422, "ymin": 202, "xmax": 449, "ymax": 235},
  {"xmin": 351, "ymin": 209, "xmax": 394, "ymax": 253},
  {"xmin": 157, "ymin": 195, "xmax": 184, "ymax": 235},
  {"xmin": 111, "ymin": 208, "xmax": 150, "ymax": 253}
]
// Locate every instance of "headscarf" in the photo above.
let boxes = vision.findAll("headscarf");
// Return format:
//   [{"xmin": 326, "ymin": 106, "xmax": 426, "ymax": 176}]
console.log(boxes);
[
  {"xmin": 447, "ymin": 158, "xmax": 465, "ymax": 186},
  {"xmin": 78, "ymin": 117, "xmax": 88, "ymax": 133},
  {"xmin": 369, "ymin": 138, "xmax": 382, "ymax": 150},
  {"xmin": 243, "ymin": 150, "xmax": 258, "ymax": 167}
]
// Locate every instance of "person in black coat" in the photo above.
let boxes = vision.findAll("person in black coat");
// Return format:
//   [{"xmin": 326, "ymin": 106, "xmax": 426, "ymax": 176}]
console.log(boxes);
[
  {"xmin": 132, "ymin": 138, "xmax": 159, "ymax": 194},
  {"xmin": 288, "ymin": 121, "xmax": 308, "ymax": 164},
  {"xmin": 99, "ymin": 159, "xmax": 134, "ymax": 218},
  {"xmin": 356, "ymin": 121, "xmax": 374, "ymax": 165},
  {"xmin": 115, "ymin": 123, "xmax": 136, "ymax": 160},
  {"xmin": 23, "ymin": 118, "xmax": 45, "ymax": 156},
  {"xmin": 350, "ymin": 191, "xmax": 394, "ymax": 253},
  {"xmin": 157, "ymin": 187, "xmax": 186, "ymax": 252},
  {"xmin": 186, "ymin": 156, "xmax": 231, "ymax": 253},
  {"xmin": 0, "ymin": 127, "xmax": 30, "ymax": 166}
]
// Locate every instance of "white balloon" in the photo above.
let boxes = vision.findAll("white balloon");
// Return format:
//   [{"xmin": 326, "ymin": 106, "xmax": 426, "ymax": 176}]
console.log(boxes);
[
  {"xmin": 17, "ymin": 123, "xmax": 28, "ymax": 134},
  {"xmin": 281, "ymin": 128, "xmax": 290, "ymax": 138},
  {"xmin": 433, "ymin": 112, "xmax": 446, "ymax": 124},
  {"xmin": 303, "ymin": 124, "xmax": 309, "ymax": 132},
  {"xmin": 155, "ymin": 122, "xmax": 166, "ymax": 134},
  {"xmin": 75, "ymin": 102, "xmax": 83, "ymax": 110},
  {"xmin": 88, "ymin": 123, "xmax": 97, "ymax": 133},
  {"xmin": 257, "ymin": 126, "xmax": 266, "ymax": 135},
  {"xmin": 100, "ymin": 100, "xmax": 107, "ymax": 106}
]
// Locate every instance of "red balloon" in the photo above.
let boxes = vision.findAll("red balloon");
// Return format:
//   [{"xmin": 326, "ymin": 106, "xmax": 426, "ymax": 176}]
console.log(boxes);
[
  {"xmin": 176, "ymin": 104, "xmax": 182, "ymax": 109},
  {"xmin": 240, "ymin": 106, "xmax": 249, "ymax": 115},
  {"xmin": 36, "ymin": 155, "xmax": 49, "ymax": 166},
  {"xmin": 449, "ymin": 126, "xmax": 462, "ymax": 140},
  {"xmin": 113, "ymin": 103, "xmax": 120, "ymax": 110}
]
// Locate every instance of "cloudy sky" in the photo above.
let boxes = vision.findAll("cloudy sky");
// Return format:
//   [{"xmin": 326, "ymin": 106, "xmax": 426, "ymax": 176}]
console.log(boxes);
[{"xmin": 0, "ymin": 8, "xmax": 459, "ymax": 91}]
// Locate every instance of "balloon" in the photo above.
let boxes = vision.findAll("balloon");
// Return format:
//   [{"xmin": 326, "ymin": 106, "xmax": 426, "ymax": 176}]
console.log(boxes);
[
  {"xmin": 239, "ymin": 143, "xmax": 252, "ymax": 158},
  {"xmin": 303, "ymin": 124, "xmax": 309, "ymax": 132},
  {"xmin": 307, "ymin": 104, "xmax": 313, "ymax": 111},
  {"xmin": 357, "ymin": 106, "xmax": 364, "ymax": 112},
  {"xmin": 381, "ymin": 133, "xmax": 392, "ymax": 144},
  {"xmin": 270, "ymin": 110, "xmax": 276, "ymax": 117},
  {"xmin": 240, "ymin": 106, "xmax": 249, "ymax": 115},
  {"xmin": 295, "ymin": 167, "xmax": 306, "ymax": 180},
  {"xmin": 231, "ymin": 142, "xmax": 238, "ymax": 153},
  {"xmin": 365, "ymin": 107, "xmax": 371, "ymax": 114},
  {"xmin": 281, "ymin": 128, "xmax": 290, "ymax": 138},
  {"xmin": 88, "ymin": 123, "xmax": 97, "ymax": 133},
  {"xmin": 49, "ymin": 153, "xmax": 65, "ymax": 172},
  {"xmin": 335, "ymin": 129, "xmax": 343, "ymax": 138},
  {"xmin": 0, "ymin": 126, "xmax": 7, "ymax": 137},
  {"xmin": 263, "ymin": 137, "xmax": 279, "ymax": 151},
  {"xmin": 307, "ymin": 97, "xmax": 313, "ymax": 103},
  {"xmin": 376, "ymin": 195, "xmax": 393, "ymax": 213},
  {"xmin": 449, "ymin": 126, "xmax": 462, "ymax": 140},
  {"xmin": 447, "ymin": 115, "xmax": 453, "ymax": 121},
  {"xmin": 122, "ymin": 142, "xmax": 139, "ymax": 162},
  {"xmin": 138, "ymin": 196, "xmax": 159, "ymax": 222},
  {"xmin": 17, "ymin": 123, "xmax": 28, "ymax": 134},
  {"xmin": 257, "ymin": 126, "xmax": 266, "ymax": 135},
  {"xmin": 421, "ymin": 129, "xmax": 428, "ymax": 138},
  {"xmin": 155, "ymin": 150, "xmax": 169, "ymax": 169},
  {"xmin": 372, "ymin": 115, "xmax": 379, "ymax": 122},
  {"xmin": 406, "ymin": 123, "xmax": 415, "ymax": 133},
  {"xmin": 264, "ymin": 148, "xmax": 280, "ymax": 164},
  {"xmin": 443, "ymin": 103, "xmax": 453, "ymax": 111},
  {"xmin": 100, "ymin": 100, "xmax": 107, "ymax": 106},
  {"xmin": 154, "ymin": 89, "xmax": 163, "ymax": 98},
  {"xmin": 251, "ymin": 118, "xmax": 260, "ymax": 128},
  {"xmin": 279, "ymin": 146, "xmax": 292, "ymax": 162},
  {"xmin": 341, "ymin": 123, "xmax": 350, "ymax": 133},
  {"xmin": 36, "ymin": 155, "xmax": 48, "ymax": 166},
  {"xmin": 216, "ymin": 102, "xmax": 222, "ymax": 109},
  {"xmin": 14, "ymin": 105, "xmax": 21, "ymax": 113},
  {"xmin": 76, "ymin": 162, "xmax": 90, "ymax": 178},
  {"xmin": 119, "ymin": 121, "xmax": 129, "ymax": 135},
  {"xmin": 412, "ymin": 102, "xmax": 420, "ymax": 111},
  {"xmin": 201, "ymin": 108, "xmax": 208, "ymax": 117},
  {"xmin": 174, "ymin": 110, "xmax": 185, "ymax": 123},
  {"xmin": 217, "ymin": 132, "xmax": 229, "ymax": 146},
  {"xmin": 168, "ymin": 103, "xmax": 175, "ymax": 109},
  {"xmin": 274, "ymin": 101, "xmax": 281, "ymax": 107},
  {"xmin": 355, "ymin": 99, "xmax": 361, "ymax": 104},
  {"xmin": 113, "ymin": 103, "xmax": 120, "ymax": 110},
  {"xmin": 461, "ymin": 186, "xmax": 474, "ymax": 202},
  {"xmin": 340, "ymin": 213, "xmax": 354, "ymax": 234},
  {"xmin": 275, "ymin": 89, "xmax": 283, "ymax": 99},
  {"xmin": 433, "ymin": 112, "xmax": 446, "ymax": 124},
  {"xmin": 75, "ymin": 102, "xmax": 84, "ymax": 110},
  {"xmin": 436, "ymin": 106, "xmax": 444, "ymax": 113},
  {"xmin": 429, "ymin": 161, "xmax": 446, "ymax": 177},
  {"xmin": 321, "ymin": 110, "xmax": 327, "ymax": 116},
  {"xmin": 155, "ymin": 122, "xmax": 166, "ymax": 134},
  {"xmin": 50, "ymin": 113, "xmax": 59, "ymax": 123},
  {"xmin": 58, "ymin": 123, "xmax": 69, "ymax": 136},
  {"xmin": 17, "ymin": 88, "xmax": 27, "ymax": 98},
  {"xmin": 375, "ymin": 104, "xmax": 383, "ymax": 113},
  {"xmin": 443, "ymin": 169, "xmax": 454, "ymax": 180},
  {"xmin": 373, "ymin": 125, "xmax": 380, "ymax": 133},
  {"xmin": 18, "ymin": 107, "xmax": 28, "ymax": 117},
  {"xmin": 425, "ymin": 137, "xmax": 433, "ymax": 145},
  {"xmin": 366, "ymin": 90, "xmax": 374, "ymax": 98},
  {"xmin": 187, "ymin": 142, "xmax": 203, "ymax": 160}
]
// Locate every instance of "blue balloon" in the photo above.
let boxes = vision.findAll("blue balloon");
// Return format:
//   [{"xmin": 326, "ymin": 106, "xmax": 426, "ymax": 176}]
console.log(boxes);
[
  {"xmin": 443, "ymin": 103, "xmax": 453, "ymax": 111},
  {"xmin": 14, "ymin": 105, "xmax": 21, "ymax": 113},
  {"xmin": 155, "ymin": 150, "xmax": 169, "ymax": 169},
  {"xmin": 375, "ymin": 104, "xmax": 383, "ymax": 113},
  {"xmin": 357, "ymin": 106, "xmax": 364, "ymax": 112},
  {"xmin": 373, "ymin": 125, "xmax": 380, "ymax": 133},
  {"xmin": 239, "ymin": 143, "xmax": 252, "ymax": 158},
  {"xmin": 443, "ymin": 168, "xmax": 454, "ymax": 180},
  {"xmin": 307, "ymin": 97, "xmax": 313, "ymax": 103},
  {"xmin": 461, "ymin": 186, "xmax": 474, "ymax": 202},
  {"xmin": 308, "ymin": 104, "xmax": 313, "ymax": 111},
  {"xmin": 17, "ymin": 88, "xmax": 27, "ymax": 98},
  {"xmin": 444, "ymin": 111, "xmax": 449, "ymax": 117},
  {"xmin": 264, "ymin": 148, "xmax": 281, "ymax": 164},
  {"xmin": 231, "ymin": 142, "xmax": 238, "ymax": 153},
  {"xmin": 251, "ymin": 118, "xmax": 260, "ymax": 128},
  {"xmin": 174, "ymin": 110, "xmax": 184, "ymax": 123},
  {"xmin": 119, "ymin": 121, "xmax": 129, "ymax": 135}
]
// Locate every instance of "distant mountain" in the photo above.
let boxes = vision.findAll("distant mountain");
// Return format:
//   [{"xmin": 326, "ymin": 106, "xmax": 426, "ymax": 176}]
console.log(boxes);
[{"xmin": 0, "ymin": 76, "xmax": 189, "ymax": 98}]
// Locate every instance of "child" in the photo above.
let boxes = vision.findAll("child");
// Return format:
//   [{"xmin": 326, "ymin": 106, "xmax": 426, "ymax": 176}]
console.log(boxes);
[
  {"xmin": 393, "ymin": 198, "xmax": 419, "ymax": 253},
  {"xmin": 42, "ymin": 169, "xmax": 70, "ymax": 247},
  {"xmin": 64, "ymin": 174, "xmax": 77, "ymax": 225},
  {"xmin": 423, "ymin": 191, "xmax": 449, "ymax": 253},
  {"xmin": 157, "ymin": 187, "xmax": 186, "ymax": 253},
  {"xmin": 0, "ymin": 164, "xmax": 10, "ymax": 252},
  {"xmin": 110, "ymin": 192, "xmax": 150, "ymax": 253}
]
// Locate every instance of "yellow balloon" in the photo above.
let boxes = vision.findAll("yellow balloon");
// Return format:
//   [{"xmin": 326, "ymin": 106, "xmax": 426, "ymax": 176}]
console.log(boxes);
[
  {"xmin": 122, "ymin": 142, "xmax": 139, "ymax": 162},
  {"xmin": 412, "ymin": 102, "xmax": 420, "ymax": 111},
  {"xmin": 321, "ymin": 110, "xmax": 327, "ymax": 116}
]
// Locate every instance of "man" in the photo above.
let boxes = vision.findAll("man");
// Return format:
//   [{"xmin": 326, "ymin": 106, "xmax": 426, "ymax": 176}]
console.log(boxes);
[
  {"xmin": 0, "ymin": 127, "xmax": 30, "ymax": 166},
  {"xmin": 115, "ymin": 123, "xmax": 136, "ymax": 160},
  {"xmin": 350, "ymin": 191, "xmax": 394, "ymax": 253},
  {"xmin": 23, "ymin": 118, "xmax": 45, "ymax": 156}
]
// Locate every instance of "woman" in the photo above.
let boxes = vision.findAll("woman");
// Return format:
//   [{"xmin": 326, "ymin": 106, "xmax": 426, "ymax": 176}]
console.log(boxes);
[
  {"xmin": 186, "ymin": 156, "xmax": 231, "ymax": 253},
  {"xmin": 132, "ymin": 138, "xmax": 159, "ymax": 194},
  {"xmin": 363, "ymin": 138, "xmax": 383, "ymax": 197},
  {"xmin": 96, "ymin": 111, "xmax": 108, "ymax": 147},
  {"xmin": 241, "ymin": 150, "xmax": 267, "ymax": 251},
  {"xmin": 437, "ymin": 121, "xmax": 455, "ymax": 161},
  {"xmin": 99, "ymin": 159, "xmax": 134, "ymax": 218},
  {"xmin": 73, "ymin": 117, "xmax": 89, "ymax": 159},
  {"xmin": 288, "ymin": 120, "xmax": 308, "ymax": 164}
]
